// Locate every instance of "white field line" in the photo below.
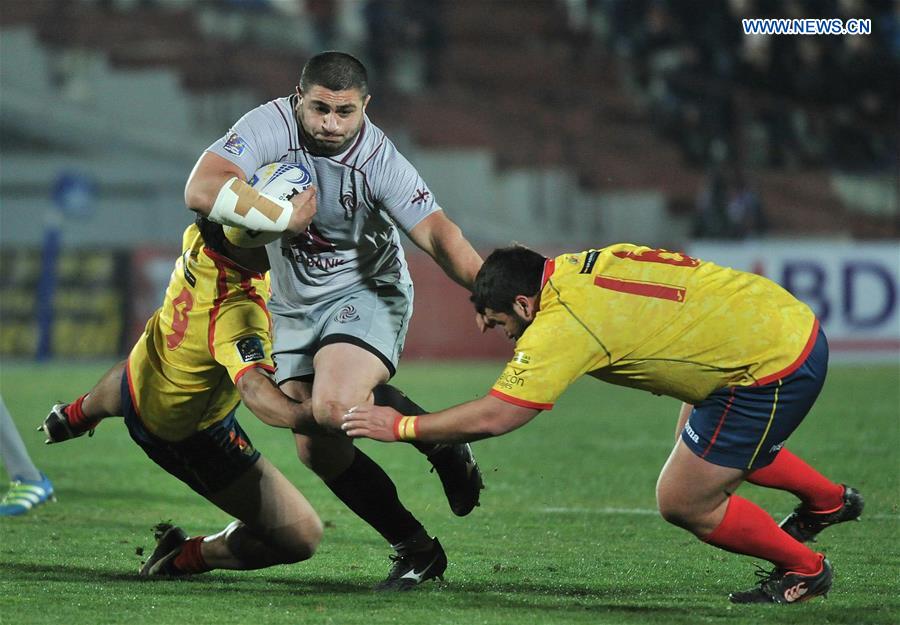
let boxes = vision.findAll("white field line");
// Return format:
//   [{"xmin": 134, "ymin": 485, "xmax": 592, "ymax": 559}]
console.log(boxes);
[{"xmin": 539, "ymin": 506, "xmax": 899, "ymax": 520}]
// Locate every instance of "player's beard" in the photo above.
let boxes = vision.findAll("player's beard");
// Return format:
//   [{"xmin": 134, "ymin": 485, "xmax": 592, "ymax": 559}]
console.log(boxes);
[
  {"xmin": 299, "ymin": 121, "xmax": 361, "ymax": 157},
  {"xmin": 509, "ymin": 317, "xmax": 532, "ymax": 341}
]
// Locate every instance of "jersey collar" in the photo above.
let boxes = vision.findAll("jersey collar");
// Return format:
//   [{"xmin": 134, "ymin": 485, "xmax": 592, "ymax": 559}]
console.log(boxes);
[{"xmin": 540, "ymin": 257, "xmax": 556, "ymax": 290}]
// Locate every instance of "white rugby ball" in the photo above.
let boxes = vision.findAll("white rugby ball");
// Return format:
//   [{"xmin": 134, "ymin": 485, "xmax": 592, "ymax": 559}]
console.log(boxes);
[{"xmin": 224, "ymin": 162, "xmax": 313, "ymax": 248}]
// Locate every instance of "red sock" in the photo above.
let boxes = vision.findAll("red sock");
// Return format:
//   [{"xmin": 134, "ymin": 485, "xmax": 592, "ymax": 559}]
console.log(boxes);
[
  {"xmin": 173, "ymin": 537, "xmax": 210, "ymax": 574},
  {"xmin": 747, "ymin": 448, "xmax": 844, "ymax": 512},
  {"xmin": 64, "ymin": 394, "xmax": 99, "ymax": 431},
  {"xmin": 704, "ymin": 495, "xmax": 823, "ymax": 574}
]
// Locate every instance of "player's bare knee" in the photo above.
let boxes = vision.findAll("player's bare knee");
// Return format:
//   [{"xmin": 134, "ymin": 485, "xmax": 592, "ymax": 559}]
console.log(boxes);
[
  {"xmin": 311, "ymin": 399, "xmax": 349, "ymax": 430},
  {"xmin": 655, "ymin": 490, "xmax": 696, "ymax": 530},
  {"xmin": 276, "ymin": 517, "xmax": 323, "ymax": 563},
  {"xmin": 299, "ymin": 515, "xmax": 324, "ymax": 560},
  {"xmin": 310, "ymin": 400, "xmax": 330, "ymax": 426}
]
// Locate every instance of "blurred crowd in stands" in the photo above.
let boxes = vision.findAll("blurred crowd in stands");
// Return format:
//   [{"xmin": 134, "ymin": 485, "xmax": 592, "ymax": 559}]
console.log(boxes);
[
  {"xmin": 77, "ymin": 0, "xmax": 898, "ymax": 170},
  {"xmin": 591, "ymin": 0, "xmax": 898, "ymax": 238},
  {"xmin": 33, "ymin": 0, "xmax": 900, "ymax": 239},
  {"xmin": 84, "ymin": 0, "xmax": 445, "ymax": 91},
  {"xmin": 604, "ymin": 0, "xmax": 897, "ymax": 172}
]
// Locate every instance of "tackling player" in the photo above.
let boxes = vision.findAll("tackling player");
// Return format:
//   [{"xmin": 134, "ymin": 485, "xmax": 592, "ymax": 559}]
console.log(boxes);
[
  {"xmin": 185, "ymin": 51, "xmax": 485, "ymax": 589},
  {"xmin": 42, "ymin": 215, "xmax": 324, "ymax": 577},
  {"xmin": 342, "ymin": 243, "xmax": 865, "ymax": 604}
]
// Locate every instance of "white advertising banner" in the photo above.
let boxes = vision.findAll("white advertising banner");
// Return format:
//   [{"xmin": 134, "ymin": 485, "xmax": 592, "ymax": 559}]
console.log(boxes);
[{"xmin": 689, "ymin": 241, "xmax": 900, "ymax": 361}]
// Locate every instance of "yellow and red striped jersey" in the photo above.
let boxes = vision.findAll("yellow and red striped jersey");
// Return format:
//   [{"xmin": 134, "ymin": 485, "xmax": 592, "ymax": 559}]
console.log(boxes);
[
  {"xmin": 127, "ymin": 224, "xmax": 273, "ymax": 441},
  {"xmin": 490, "ymin": 244, "xmax": 817, "ymax": 409}
]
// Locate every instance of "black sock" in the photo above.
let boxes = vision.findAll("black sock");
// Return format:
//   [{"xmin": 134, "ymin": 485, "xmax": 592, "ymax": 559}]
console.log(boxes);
[
  {"xmin": 325, "ymin": 448, "xmax": 424, "ymax": 545},
  {"xmin": 392, "ymin": 527, "xmax": 433, "ymax": 555},
  {"xmin": 373, "ymin": 384, "xmax": 439, "ymax": 456}
]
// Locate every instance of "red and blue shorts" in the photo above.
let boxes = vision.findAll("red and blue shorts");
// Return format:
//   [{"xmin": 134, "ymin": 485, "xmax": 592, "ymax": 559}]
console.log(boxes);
[{"xmin": 681, "ymin": 325, "xmax": 828, "ymax": 471}]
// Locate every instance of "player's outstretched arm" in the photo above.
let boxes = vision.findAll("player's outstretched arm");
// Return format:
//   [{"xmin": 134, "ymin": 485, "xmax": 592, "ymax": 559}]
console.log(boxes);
[
  {"xmin": 342, "ymin": 394, "xmax": 540, "ymax": 444},
  {"xmin": 407, "ymin": 211, "xmax": 483, "ymax": 290},
  {"xmin": 236, "ymin": 368, "xmax": 324, "ymax": 435}
]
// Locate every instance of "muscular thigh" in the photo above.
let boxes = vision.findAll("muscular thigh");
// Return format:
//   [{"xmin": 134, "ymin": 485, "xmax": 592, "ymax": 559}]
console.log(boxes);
[
  {"xmin": 657, "ymin": 438, "xmax": 747, "ymax": 510},
  {"xmin": 207, "ymin": 456, "xmax": 320, "ymax": 552},
  {"xmin": 312, "ymin": 342, "xmax": 390, "ymax": 420},
  {"xmin": 207, "ymin": 456, "xmax": 318, "ymax": 532},
  {"xmin": 271, "ymin": 283, "xmax": 412, "ymax": 385}
]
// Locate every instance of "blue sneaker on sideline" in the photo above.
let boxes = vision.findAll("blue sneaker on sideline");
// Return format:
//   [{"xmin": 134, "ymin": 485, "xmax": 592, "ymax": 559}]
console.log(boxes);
[{"xmin": 0, "ymin": 473, "xmax": 55, "ymax": 516}]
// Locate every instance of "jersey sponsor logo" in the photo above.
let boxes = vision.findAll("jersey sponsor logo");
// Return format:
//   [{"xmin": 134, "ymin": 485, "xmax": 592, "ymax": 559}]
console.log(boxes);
[
  {"xmin": 498, "ymin": 367, "xmax": 527, "ymax": 389},
  {"xmin": 683, "ymin": 422, "xmax": 700, "ymax": 444},
  {"xmin": 223, "ymin": 132, "xmax": 247, "ymax": 156},
  {"xmin": 334, "ymin": 304, "xmax": 361, "ymax": 324},
  {"xmin": 181, "ymin": 251, "xmax": 196, "ymax": 287},
  {"xmin": 411, "ymin": 188, "xmax": 431, "ymax": 205},
  {"xmin": 284, "ymin": 223, "xmax": 346, "ymax": 271},
  {"xmin": 580, "ymin": 250, "xmax": 600, "ymax": 274},
  {"xmin": 297, "ymin": 255, "xmax": 346, "ymax": 271},
  {"xmin": 235, "ymin": 336, "xmax": 266, "ymax": 363}
]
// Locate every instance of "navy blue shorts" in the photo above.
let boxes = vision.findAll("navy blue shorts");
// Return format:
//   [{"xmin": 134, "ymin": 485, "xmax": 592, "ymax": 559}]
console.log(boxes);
[
  {"xmin": 120, "ymin": 373, "xmax": 261, "ymax": 497},
  {"xmin": 681, "ymin": 325, "xmax": 828, "ymax": 471}
]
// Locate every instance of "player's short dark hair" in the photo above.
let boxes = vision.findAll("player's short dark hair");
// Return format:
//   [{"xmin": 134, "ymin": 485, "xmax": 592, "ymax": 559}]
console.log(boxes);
[
  {"xmin": 300, "ymin": 51, "xmax": 369, "ymax": 98},
  {"xmin": 471, "ymin": 245, "xmax": 546, "ymax": 314},
  {"xmin": 194, "ymin": 214, "xmax": 227, "ymax": 256}
]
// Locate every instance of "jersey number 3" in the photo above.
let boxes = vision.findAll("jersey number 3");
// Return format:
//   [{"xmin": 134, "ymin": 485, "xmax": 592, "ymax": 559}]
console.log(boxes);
[{"xmin": 166, "ymin": 287, "xmax": 194, "ymax": 349}]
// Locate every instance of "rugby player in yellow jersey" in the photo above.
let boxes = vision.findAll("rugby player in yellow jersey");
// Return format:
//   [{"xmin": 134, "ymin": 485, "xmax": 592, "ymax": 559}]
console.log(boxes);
[
  {"xmin": 40, "ymin": 212, "xmax": 479, "ymax": 586},
  {"xmin": 40, "ymin": 215, "xmax": 327, "ymax": 576},
  {"xmin": 342, "ymin": 243, "xmax": 864, "ymax": 604}
]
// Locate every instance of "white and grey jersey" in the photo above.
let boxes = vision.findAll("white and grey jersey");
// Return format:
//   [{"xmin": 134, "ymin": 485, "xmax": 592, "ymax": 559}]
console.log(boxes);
[{"xmin": 206, "ymin": 95, "xmax": 441, "ymax": 313}]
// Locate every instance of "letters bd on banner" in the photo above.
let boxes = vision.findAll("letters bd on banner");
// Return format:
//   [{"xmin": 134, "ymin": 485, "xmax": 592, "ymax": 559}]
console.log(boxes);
[{"xmin": 690, "ymin": 241, "xmax": 900, "ymax": 362}]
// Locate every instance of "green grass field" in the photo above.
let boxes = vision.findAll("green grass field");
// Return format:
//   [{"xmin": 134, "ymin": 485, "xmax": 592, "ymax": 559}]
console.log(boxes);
[{"xmin": 1, "ymin": 361, "xmax": 897, "ymax": 625}]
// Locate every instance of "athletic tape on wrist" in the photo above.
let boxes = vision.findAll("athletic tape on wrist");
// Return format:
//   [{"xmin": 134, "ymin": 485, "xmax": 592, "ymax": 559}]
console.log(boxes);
[
  {"xmin": 394, "ymin": 415, "xmax": 419, "ymax": 441},
  {"xmin": 208, "ymin": 177, "xmax": 293, "ymax": 232}
]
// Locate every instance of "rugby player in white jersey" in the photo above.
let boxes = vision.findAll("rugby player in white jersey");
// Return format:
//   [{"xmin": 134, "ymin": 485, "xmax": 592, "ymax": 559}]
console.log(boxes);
[{"xmin": 185, "ymin": 51, "xmax": 484, "ymax": 590}]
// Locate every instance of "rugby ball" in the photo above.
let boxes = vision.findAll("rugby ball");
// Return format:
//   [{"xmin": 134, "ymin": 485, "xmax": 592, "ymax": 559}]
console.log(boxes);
[{"xmin": 224, "ymin": 162, "xmax": 313, "ymax": 248}]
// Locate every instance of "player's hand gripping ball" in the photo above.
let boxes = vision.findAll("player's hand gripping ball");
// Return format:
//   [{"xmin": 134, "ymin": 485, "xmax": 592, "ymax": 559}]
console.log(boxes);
[{"xmin": 224, "ymin": 162, "xmax": 313, "ymax": 248}]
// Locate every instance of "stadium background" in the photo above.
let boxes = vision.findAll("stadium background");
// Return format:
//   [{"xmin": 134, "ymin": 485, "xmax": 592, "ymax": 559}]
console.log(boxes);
[
  {"xmin": 1, "ymin": 3, "xmax": 899, "ymax": 624},
  {"xmin": 0, "ymin": 0, "xmax": 898, "ymax": 362}
]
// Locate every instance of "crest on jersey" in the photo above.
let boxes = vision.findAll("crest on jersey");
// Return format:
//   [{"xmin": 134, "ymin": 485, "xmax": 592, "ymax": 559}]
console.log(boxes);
[
  {"xmin": 513, "ymin": 351, "xmax": 531, "ymax": 365},
  {"xmin": 235, "ymin": 336, "xmax": 265, "ymax": 363},
  {"xmin": 340, "ymin": 190, "xmax": 358, "ymax": 219},
  {"xmin": 223, "ymin": 132, "xmax": 247, "ymax": 156}
]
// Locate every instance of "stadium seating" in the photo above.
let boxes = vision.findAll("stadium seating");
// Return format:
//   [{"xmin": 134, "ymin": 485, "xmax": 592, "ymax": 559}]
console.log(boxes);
[{"xmin": 2, "ymin": 0, "xmax": 895, "ymax": 238}]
